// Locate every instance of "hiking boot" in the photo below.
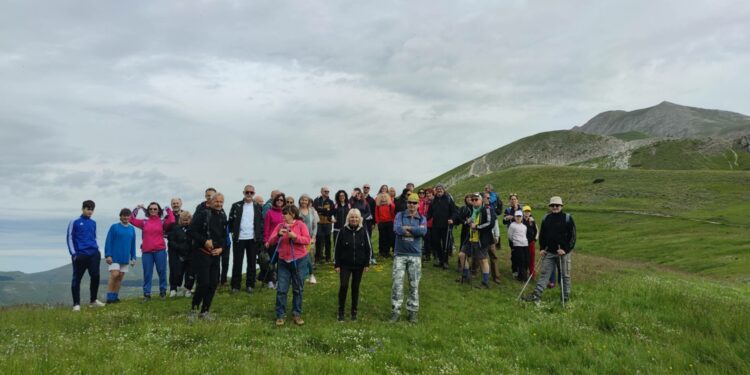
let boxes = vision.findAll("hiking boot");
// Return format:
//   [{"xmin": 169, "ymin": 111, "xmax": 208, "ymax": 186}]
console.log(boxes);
[
  {"xmin": 522, "ymin": 294, "xmax": 541, "ymax": 303},
  {"xmin": 185, "ymin": 290, "xmax": 192, "ymax": 298},
  {"xmin": 72, "ymin": 305, "xmax": 81, "ymax": 312},
  {"xmin": 169, "ymin": 290, "xmax": 177, "ymax": 298},
  {"xmin": 199, "ymin": 312, "xmax": 214, "ymax": 321},
  {"xmin": 338, "ymin": 311, "xmax": 345, "ymax": 322},
  {"xmin": 159, "ymin": 291, "xmax": 166, "ymax": 300},
  {"xmin": 351, "ymin": 310, "xmax": 358, "ymax": 321},
  {"xmin": 389, "ymin": 312, "xmax": 400, "ymax": 323},
  {"xmin": 275, "ymin": 318, "xmax": 285, "ymax": 327},
  {"xmin": 90, "ymin": 299, "xmax": 105, "ymax": 307},
  {"xmin": 475, "ymin": 282, "xmax": 490, "ymax": 289},
  {"xmin": 293, "ymin": 316, "xmax": 305, "ymax": 326},
  {"xmin": 230, "ymin": 288, "xmax": 240, "ymax": 295},
  {"xmin": 141, "ymin": 295, "xmax": 151, "ymax": 303},
  {"xmin": 187, "ymin": 310, "xmax": 198, "ymax": 323},
  {"xmin": 407, "ymin": 311, "xmax": 417, "ymax": 324},
  {"xmin": 309, "ymin": 275, "xmax": 318, "ymax": 285},
  {"xmin": 492, "ymin": 278, "xmax": 501, "ymax": 284},
  {"xmin": 370, "ymin": 258, "xmax": 377, "ymax": 265},
  {"xmin": 441, "ymin": 263, "xmax": 449, "ymax": 270}
]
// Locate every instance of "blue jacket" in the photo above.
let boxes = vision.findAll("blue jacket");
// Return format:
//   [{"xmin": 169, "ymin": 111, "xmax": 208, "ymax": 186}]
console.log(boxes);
[
  {"xmin": 393, "ymin": 211, "xmax": 427, "ymax": 256},
  {"xmin": 66, "ymin": 215, "xmax": 99, "ymax": 257},
  {"xmin": 104, "ymin": 223, "xmax": 136, "ymax": 264}
]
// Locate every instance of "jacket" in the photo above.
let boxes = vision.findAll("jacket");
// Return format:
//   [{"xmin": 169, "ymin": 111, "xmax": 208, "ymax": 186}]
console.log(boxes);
[
  {"xmin": 365, "ymin": 195, "xmax": 376, "ymax": 221},
  {"xmin": 66, "ymin": 215, "xmax": 99, "ymax": 257},
  {"xmin": 313, "ymin": 196, "xmax": 335, "ymax": 225},
  {"xmin": 131, "ymin": 207, "xmax": 175, "ymax": 253},
  {"xmin": 190, "ymin": 207, "xmax": 228, "ymax": 256},
  {"xmin": 228, "ymin": 199, "xmax": 264, "ymax": 242},
  {"xmin": 104, "ymin": 223, "xmax": 136, "ymax": 263},
  {"xmin": 267, "ymin": 220, "xmax": 311, "ymax": 262},
  {"xmin": 351, "ymin": 199, "xmax": 372, "ymax": 221},
  {"xmin": 333, "ymin": 202, "xmax": 350, "ymax": 230},
  {"xmin": 522, "ymin": 216, "xmax": 538, "ymax": 243},
  {"xmin": 375, "ymin": 203, "xmax": 395, "ymax": 223},
  {"xmin": 418, "ymin": 199, "xmax": 433, "ymax": 228},
  {"xmin": 539, "ymin": 211, "xmax": 576, "ymax": 253},
  {"xmin": 263, "ymin": 206, "xmax": 284, "ymax": 243},
  {"xmin": 507, "ymin": 221, "xmax": 529, "ymax": 247},
  {"xmin": 503, "ymin": 205, "xmax": 522, "ymax": 227},
  {"xmin": 427, "ymin": 194, "xmax": 457, "ymax": 228},
  {"xmin": 393, "ymin": 211, "xmax": 427, "ymax": 256},
  {"xmin": 167, "ymin": 225, "xmax": 192, "ymax": 258},
  {"xmin": 300, "ymin": 208, "xmax": 319, "ymax": 238},
  {"xmin": 467, "ymin": 205, "xmax": 496, "ymax": 248},
  {"xmin": 334, "ymin": 225, "xmax": 372, "ymax": 268}
]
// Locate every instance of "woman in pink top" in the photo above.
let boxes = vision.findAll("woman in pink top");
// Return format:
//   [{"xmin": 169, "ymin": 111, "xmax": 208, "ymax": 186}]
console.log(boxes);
[
  {"xmin": 260, "ymin": 193, "xmax": 286, "ymax": 288},
  {"xmin": 131, "ymin": 202, "xmax": 174, "ymax": 301},
  {"xmin": 266, "ymin": 205, "xmax": 311, "ymax": 326}
]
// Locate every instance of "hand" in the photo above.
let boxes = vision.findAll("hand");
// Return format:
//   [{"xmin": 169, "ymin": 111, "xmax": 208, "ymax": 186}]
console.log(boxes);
[
  {"xmin": 540, "ymin": 250, "xmax": 547, "ymax": 256},
  {"xmin": 137, "ymin": 204, "xmax": 145, "ymax": 209},
  {"xmin": 72, "ymin": 255, "xmax": 77, "ymax": 261},
  {"xmin": 288, "ymin": 231, "xmax": 297, "ymax": 240},
  {"xmin": 212, "ymin": 248, "xmax": 223, "ymax": 256},
  {"xmin": 471, "ymin": 223, "xmax": 477, "ymax": 229},
  {"xmin": 556, "ymin": 249, "xmax": 566, "ymax": 256},
  {"xmin": 106, "ymin": 256, "xmax": 113, "ymax": 265},
  {"xmin": 331, "ymin": 217, "xmax": 336, "ymax": 223},
  {"xmin": 335, "ymin": 267, "xmax": 340, "ymax": 273},
  {"xmin": 264, "ymin": 242, "xmax": 270, "ymax": 248},
  {"xmin": 204, "ymin": 240, "xmax": 214, "ymax": 250},
  {"xmin": 364, "ymin": 267, "xmax": 369, "ymax": 272},
  {"xmin": 130, "ymin": 259, "xmax": 136, "ymax": 267},
  {"xmin": 447, "ymin": 219, "xmax": 453, "ymax": 225}
]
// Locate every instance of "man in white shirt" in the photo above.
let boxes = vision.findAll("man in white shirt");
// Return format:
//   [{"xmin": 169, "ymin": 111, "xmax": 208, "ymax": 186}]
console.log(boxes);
[{"xmin": 228, "ymin": 184, "xmax": 265, "ymax": 294}]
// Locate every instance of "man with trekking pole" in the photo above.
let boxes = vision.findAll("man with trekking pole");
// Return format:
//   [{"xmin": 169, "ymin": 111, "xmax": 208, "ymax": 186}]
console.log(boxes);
[
  {"xmin": 427, "ymin": 183, "xmax": 457, "ymax": 270},
  {"xmin": 522, "ymin": 196, "xmax": 576, "ymax": 304}
]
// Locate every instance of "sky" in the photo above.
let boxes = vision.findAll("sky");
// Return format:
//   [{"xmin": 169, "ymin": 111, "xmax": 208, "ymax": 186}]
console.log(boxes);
[{"xmin": 1, "ymin": 0, "xmax": 749, "ymax": 272}]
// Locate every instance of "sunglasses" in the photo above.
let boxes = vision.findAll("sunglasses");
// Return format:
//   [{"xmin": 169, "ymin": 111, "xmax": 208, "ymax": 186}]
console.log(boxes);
[
  {"xmin": 471, "ymin": 198, "xmax": 481, "ymax": 201},
  {"xmin": 407, "ymin": 201, "xmax": 419, "ymax": 205},
  {"xmin": 549, "ymin": 204, "xmax": 561, "ymax": 207},
  {"xmin": 244, "ymin": 191, "xmax": 255, "ymax": 195},
  {"xmin": 149, "ymin": 207, "xmax": 159, "ymax": 211},
  {"xmin": 323, "ymin": 190, "xmax": 330, "ymax": 193}
]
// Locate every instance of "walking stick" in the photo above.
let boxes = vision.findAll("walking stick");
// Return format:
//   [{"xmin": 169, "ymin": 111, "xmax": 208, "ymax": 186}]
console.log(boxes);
[
  {"xmin": 559, "ymin": 254, "xmax": 565, "ymax": 308},
  {"xmin": 517, "ymin": 255, "xmax": 543, "ymax": 300},
  {"xmin": 443, "ymin": 225, "xmax": 452, "ymax": 266}
]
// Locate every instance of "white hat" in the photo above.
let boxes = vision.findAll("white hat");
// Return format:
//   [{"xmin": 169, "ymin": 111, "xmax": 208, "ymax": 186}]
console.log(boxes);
[
  {"xmin": 549, "ymin": 196, "xmax": 564, "ymax": 206},
  {"xmin": 514, "ymin": 210, "xmax": 523, "ymax": 216}
]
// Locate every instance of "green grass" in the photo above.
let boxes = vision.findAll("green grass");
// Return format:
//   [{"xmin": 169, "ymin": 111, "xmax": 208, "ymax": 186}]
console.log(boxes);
[
  {"xmin": 610, "ymin": 131, "xmax": 651, "ymax": 141},
  {"xmin": 629, "ymin": 139, "xmax": 750, "ymax": 171},
  {"xmin": 3, "ymin": 166, "xmax": 750, "ymax": 373}
]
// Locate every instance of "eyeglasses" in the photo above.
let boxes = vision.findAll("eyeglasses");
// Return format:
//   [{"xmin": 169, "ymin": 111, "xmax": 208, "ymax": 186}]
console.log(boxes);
[
  {"xmin": 244, "ymin": 191, "xmax": 255, "ymax": 195},
  {"xmin": 407, "ymin": 201, "xmax": 419, "ymax": 205},
  {"xmin": 275, "ymin": 199, "xmax": 285, "ymax": 203}
]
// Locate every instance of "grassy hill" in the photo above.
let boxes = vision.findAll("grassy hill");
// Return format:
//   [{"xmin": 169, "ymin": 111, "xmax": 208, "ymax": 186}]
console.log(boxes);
[{"xmin": 2, "ymin": 167, "xmax": 749, "ymax": 373}]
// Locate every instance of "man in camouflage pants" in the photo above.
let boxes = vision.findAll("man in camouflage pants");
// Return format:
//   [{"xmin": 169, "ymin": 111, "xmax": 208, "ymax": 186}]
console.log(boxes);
[{"xmin": 390, "ymin": 193, "xmax": 427, "ymax": 323}]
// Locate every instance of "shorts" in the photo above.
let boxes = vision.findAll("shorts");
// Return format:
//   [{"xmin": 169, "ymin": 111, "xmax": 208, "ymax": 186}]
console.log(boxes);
[
  {"xmin": 460, "ymin": 242, "xmax": 488, "ymax": 260},
  {"xmin": 108, "ymin": 263, "xmax": 130, "ymax": 273}
]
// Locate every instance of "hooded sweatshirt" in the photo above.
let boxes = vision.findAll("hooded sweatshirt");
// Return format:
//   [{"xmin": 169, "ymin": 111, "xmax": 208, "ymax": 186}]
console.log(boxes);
[
  {"xmin": 263, "ymin": 206, "xmax": 284, "ymax": 243},
  {"xmin": 267, "ymin": 220, "xmax": 311, "ymax": 262}
]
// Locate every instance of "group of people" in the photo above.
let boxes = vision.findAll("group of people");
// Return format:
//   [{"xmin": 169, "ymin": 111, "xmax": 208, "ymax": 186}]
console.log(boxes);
[{"xmin": 65, "ymin": 182, "xmax": 576, "ymax": 323}]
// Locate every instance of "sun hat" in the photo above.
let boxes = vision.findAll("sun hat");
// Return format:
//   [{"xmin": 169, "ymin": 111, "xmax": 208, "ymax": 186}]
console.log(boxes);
[
  {"xmin": 407, "ymin": 193, "xmax": 420, "ymax": 203},
  {"xmin": 549, "ymin": 196, "xmax": 564, "ymax": 206},
  {"xmin": 522, "ymin": 205, "xmax": 532, "ymax": 212}
]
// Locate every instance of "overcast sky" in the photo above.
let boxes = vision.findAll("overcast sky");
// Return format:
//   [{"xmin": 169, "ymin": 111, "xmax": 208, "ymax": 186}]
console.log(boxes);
[{"xmin": 1, "ymin": 0, "xmax": 749, "ymax": 272}]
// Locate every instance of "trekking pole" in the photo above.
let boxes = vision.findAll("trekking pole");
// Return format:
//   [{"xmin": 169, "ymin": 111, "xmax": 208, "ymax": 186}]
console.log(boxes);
[
  {"xmin": 517, "ymin": 255, "xmax": 543, "ymax": 300},
  {"xmin": 559, "ymin": 255, "xmax": 565, "ymax": 308},
  {"xmin": 262, "ymin": 241, "xmax": 282, "ymax": 285}
]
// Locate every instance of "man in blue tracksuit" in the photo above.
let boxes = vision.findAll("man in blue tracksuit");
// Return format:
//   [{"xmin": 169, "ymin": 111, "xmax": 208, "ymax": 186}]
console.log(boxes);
[
  {"xmin": 390, "ymin": 193, "xmax": 427, "ymax": 324},
  {"xmin": 66, "ymin": 200, "xmax": 104, "ymax": 310}
]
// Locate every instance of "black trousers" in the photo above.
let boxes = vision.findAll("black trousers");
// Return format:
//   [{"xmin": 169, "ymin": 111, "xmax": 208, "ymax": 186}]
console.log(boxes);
[
  {"xmin": 71, "ymin": 252, "xmax": 100, "ymax": 305},
  {"xmin": 192, "ymin": 251, "xmax": 220, "ymax": 313},
  {"xmin": 219, "ymin": 245, "xmax": 230, "ymax": 285},
  {"xmin": 316, "ymin": 223, "xmax": 332, "ymax": 262},
  {"xmin": 377, "ymin": 222, "xmax": 394, "ymax": 257},
  {"xmin": 511, "ymin": 246, "xmax": 530, "ymax": 280},
  {"xmin": 168, "ymin": 250, "xmax": 194, "ymax": 290},
  {"xmin": 232, "ymin": 239, "xmax": 259, "ymax": 289},
  {"xmin": 431, "ymin": 226, "xmax": 450, "ymax": 264},
  {"xmin": 338, "ymin": 266, "xmax": 365, "ymax": 312}
]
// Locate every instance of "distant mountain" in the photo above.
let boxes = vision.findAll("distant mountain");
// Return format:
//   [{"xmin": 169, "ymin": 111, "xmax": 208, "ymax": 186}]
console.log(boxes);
[{"xmin": 573, "ymin": 101, "xmax": 750, "ymax": 138}]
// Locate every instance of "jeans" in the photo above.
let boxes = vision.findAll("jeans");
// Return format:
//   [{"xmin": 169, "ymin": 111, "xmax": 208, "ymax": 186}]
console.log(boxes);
[
  {"xmin": 71, "ymin": 252, "xmax": 101, "ymax": 305},
  {"xmin": 391, "ymin": 255, "xmax": 421, "ymax": 313},
  {"xmin": 142, "ymin": 250, "xmax": 167, "ymax": 296},
  {"xmin": 534, "ymin": 252, "xmax": 572, "ymax": 298},
  {"xmin": 232, "ymin": 239, "xmax": 259, "ymax": 289},
  {"xmin": 275, "ymin": 254, "xmax": 309, "ymax": 318}
]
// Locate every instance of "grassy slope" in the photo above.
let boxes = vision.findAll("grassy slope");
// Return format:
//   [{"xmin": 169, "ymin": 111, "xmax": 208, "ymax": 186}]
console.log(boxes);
[
  {"xmin": 2, "ymin": 167, "xmax": 750, "ymax": 374},
  {"xmin": 610, "ymin": 131, "xmax": 651, "ymax": 141},
  {"xmin": 629, "ymin": 139, "xmax": 750, "ymax": 171}
]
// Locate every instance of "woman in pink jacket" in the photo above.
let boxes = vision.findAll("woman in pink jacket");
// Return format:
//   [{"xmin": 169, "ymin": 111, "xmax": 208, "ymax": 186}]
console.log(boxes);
[
  {"xmin": 260, "ymin": 193, "xmax": 286, "ymax": 289},
  {"xmin": 266, "ymin": 205, "xmax": 311, "ymax": 326},
  {"xmin": 131, "ymin": 202, "xmax": 175, "ymax": 301}
]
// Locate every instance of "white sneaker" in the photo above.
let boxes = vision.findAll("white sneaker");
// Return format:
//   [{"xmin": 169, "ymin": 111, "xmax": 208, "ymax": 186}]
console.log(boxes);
[
  {"xmin": 309, "ymin": 275, "xmax": 317, "ymax": 285},
  {"xmin": 185, "ymin": 290, "xmax": 192, "ymax": 297},
  {"xmin": 72, "ymin": 305, "xmax": 81, "ymax": 311},
  {"xmin": 169, "ymin": 290, "xmax": 177, "ymax": 298},
  {"xmin": 90, "ymin": 300, "xmax": 105, "ymax": 308},
  {"xmin": 268, "ymin": 281, "xmax": 276, "ymax": 289}
]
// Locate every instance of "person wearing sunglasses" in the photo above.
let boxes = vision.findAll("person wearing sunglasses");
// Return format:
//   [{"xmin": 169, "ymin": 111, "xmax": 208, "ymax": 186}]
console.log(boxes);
[
  {"xmin": 131, "ymin": 201, "xmax": 175, "ymax": 302},
  {"xmin": 523, "ymin": 196, "xmax": 577, "ymax": 304},
  {"xmin": 227, "ymin": 185, "xmax": 264, "ymax": 294},
  {"xmin": 261, "ymin": 192, "xmax": 286, "ymax": 289},
  {"xmin": 390, "ymin": 193, "xmax": 427, "ymax": 324}
]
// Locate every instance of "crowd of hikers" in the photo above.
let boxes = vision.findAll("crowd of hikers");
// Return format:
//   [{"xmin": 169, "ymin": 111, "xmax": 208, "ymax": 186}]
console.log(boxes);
[{"xmin": 66, "ymin": 182, "xmax": 576, "ymax": 324}]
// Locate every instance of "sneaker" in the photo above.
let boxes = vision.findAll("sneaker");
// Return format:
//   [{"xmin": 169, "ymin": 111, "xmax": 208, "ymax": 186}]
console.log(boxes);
[
  {"xmin": 90, "ymin": 299, "xmax": 106, "ymax": 307},
  {"xmin": 407, "ymin": 311, "xmax": 417, "ymax": 324},
  {"xmin": 275, "ymin": 318, "xmax": 285, "ymax": 327},
  {"xmin": 169, "ymin": 290, "xmax": 177, "ymax": 298},
  {"xmin": 547, "ymin": 282, "xmax": 556, "ymax": 289},
  {"xmin": 351, "ymin": 310, "xmax": 358, "ymax": 321},
  {"xmin": 293, "ymin": 316, "xmax": 305, "ymax": 326},
  {"xmin": 441, "ymin": 263, "xmax": 449, "ymax": 270},
  {"xmin": 475, "ymin": 282, "xmax": 490, "ymax": 289},
  {"xmin": 370, "ymin": 258, "xmax": 377, "ymax": 265},
  {"xmin": 230, "ymin": 288, "xmax": 240, "ymax": 294},
  {"xmin": 522, "ymin": 294, "xmax": 541, "ymax": 302},
  {"xmin": 187, "ymin": 310, "xmax": 198, "ymax": 323},
  {"xmin": 309, "ymin": 275, "xmax": 317, "ymax": 285},
  {"xmin": 389, "ymin": 312, "xmax": 400, "ymax": 323},
  {"xmin": 268, "ymin": 281, "xmax": 276, "ymax": 289},
  {"xmin": 337, "ymin": 311, "xmax": 345, "ymax": 322},
  {"xmin": 199, "ymin": 312, "xmax": 214, "ymax": 321},
  {"xmin": 159, "ymin": 291, "xmax": 166, "ymax": 300},
  {"xmin": 245, "ymin": 287, "xmax": 254, "ymax": 294},
  {"xmin": 72, "ymin": 305, "xmax": 81, "ymax": 312},
  {"xmin": 492, "ymin": 278, "xmax": 502, "ymax": 284},
  {"xmin": 141, "ymin": 295, "xmax": 151, "ymax": 303},
  {"xmin": 185, "ymin": 290, "xmax": 192, "ymax": 298}
]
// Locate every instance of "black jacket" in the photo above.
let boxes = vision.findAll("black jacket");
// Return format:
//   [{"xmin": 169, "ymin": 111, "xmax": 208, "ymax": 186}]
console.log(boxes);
[
  {"xmin": 313, "ymin": 196, "xmax": 335, "ymax": 225},
  {"xmin": 333, "ymin": 203, "xmax": 350, "ymax": 230},
  {"xmin": 351, "ymin": 199, "xmax": 372, "ymax": 221},
  {"xmin": 503, "ymin": 205, "xmax": 522, "ymax": 227},
  {"xmin": 522, "ymin": 217, "xmax": 538, "ymax": 243},
  {"xmin": 365, "ymin": 195, "xmax": 376, "ymax": 221},
  {"xmin": 539, "ymin": 211, "xmax": 576, "ymax": 253},
  {"xmin": 227, "ymin": 200, "xmax": 264, "ymax": 242},
  {"xmin": 334, "ymin": 225, "xmax": 372, "ymax": 268},
  {"xmin": 167, "ymin": 225, "xmax": 191, "ymax": 258},
  {"xmin": 190, "ymin": 208, "xmax": 228, "ymax": 254},
  {"xmin": 428, "ymin": 194, "xmax": 458, "ymax": 228}
]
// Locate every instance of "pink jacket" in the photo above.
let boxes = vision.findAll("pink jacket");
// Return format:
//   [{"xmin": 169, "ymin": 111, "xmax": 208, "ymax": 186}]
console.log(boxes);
[
  {"xmin": 131, "ymin": 207, "xmax": 175, "ymax": 253},
  {"xmin": 263, "ymin": 206, "xmax": 284, "ymax": 243},
  {"xmin": 267, "ymin": 220, "xmax": 310, "ymax": 262}
]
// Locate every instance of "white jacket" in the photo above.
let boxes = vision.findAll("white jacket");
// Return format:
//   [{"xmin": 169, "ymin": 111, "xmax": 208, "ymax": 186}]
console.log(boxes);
[{"xmin": 507, "ymin": 221, "xmax": 529, "ymax": 247}]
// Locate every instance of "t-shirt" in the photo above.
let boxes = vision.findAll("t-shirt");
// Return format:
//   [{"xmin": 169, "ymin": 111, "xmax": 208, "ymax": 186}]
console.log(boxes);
[{"xmin": 238, "ymin": 202, "xmax": 255, "ymax": 240}]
